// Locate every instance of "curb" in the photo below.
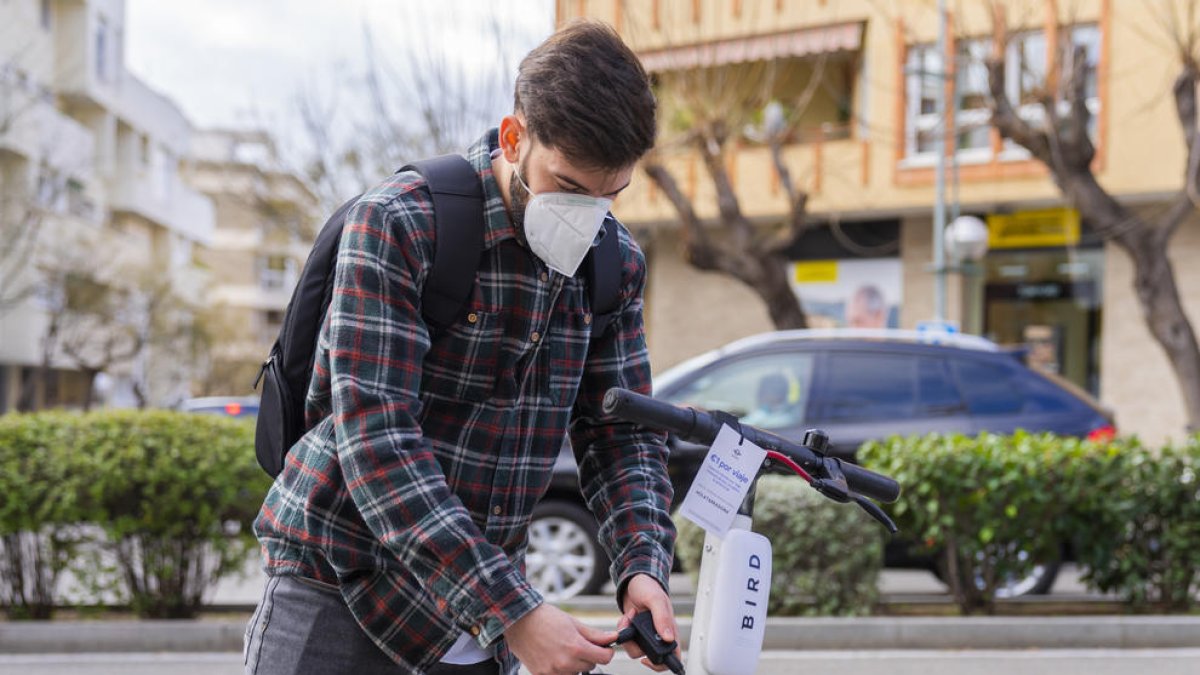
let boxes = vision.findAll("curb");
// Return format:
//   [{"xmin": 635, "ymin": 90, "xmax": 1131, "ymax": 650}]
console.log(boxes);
[{"xmin": 3, "ymin": 615, "xmax": 1199, "ymax": 654}]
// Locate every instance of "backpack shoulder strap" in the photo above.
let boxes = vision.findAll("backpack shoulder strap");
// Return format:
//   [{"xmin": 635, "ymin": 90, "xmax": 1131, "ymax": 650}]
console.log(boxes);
[
  {"xmin": 585, "ymin": 215, "xmax": 622, "ymax": 340},
  {"xmin": 401, "ymin": 155, "xmax": 485, "ymax": 333}
]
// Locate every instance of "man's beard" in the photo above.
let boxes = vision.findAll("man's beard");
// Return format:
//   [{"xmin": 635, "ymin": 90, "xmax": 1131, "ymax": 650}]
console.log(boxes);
[{"xmin": 507, "ymin": 157, "xmax": 531, "ymax": 247}]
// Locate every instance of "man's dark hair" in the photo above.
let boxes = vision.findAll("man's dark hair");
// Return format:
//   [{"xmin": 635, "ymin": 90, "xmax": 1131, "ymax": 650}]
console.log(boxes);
[{"xmin": 514, "ymin": 20, "xmax": 656, "ymax": 170}]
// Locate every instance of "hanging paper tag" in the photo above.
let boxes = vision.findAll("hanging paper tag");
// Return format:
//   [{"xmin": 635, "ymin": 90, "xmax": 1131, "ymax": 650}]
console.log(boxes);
[{"xmin": 678, "ymin": 424, "xmax": 767, "ymax": 538}]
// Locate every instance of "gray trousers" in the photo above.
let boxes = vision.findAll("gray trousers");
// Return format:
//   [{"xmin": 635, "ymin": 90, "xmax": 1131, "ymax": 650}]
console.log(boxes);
[{"xmin": 243, "ymin": 574, "xmax": 500, "ymax": 675}]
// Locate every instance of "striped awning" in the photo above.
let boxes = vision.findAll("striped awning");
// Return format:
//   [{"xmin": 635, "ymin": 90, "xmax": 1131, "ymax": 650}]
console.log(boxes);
[{"xmin": 638, "ymin": 22, "xmax": 864, "ymax": 73}]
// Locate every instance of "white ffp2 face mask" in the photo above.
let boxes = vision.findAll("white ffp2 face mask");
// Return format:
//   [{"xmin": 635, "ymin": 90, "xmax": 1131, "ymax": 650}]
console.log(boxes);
[{"xmin": 514, "ymin": 167, "xmax": 612, "ymax": 277}]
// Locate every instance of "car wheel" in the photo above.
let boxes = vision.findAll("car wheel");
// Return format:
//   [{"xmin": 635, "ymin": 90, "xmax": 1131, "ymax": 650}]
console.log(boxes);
[
  {"xmin": 526, "ymin": 501, "xmax": 609, "ymax": 601},
  {"xmin": 932, "ymin": 548, "xmax": 1061, "ymax": 597}
]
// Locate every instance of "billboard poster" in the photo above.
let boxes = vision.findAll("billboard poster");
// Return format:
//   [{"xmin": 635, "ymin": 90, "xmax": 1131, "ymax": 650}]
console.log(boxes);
[{"xmin": 788, "ymin": 258, "xmax": 903, "ymax": 329}]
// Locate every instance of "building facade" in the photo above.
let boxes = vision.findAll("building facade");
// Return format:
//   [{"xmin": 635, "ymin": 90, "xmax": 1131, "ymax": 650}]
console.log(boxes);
[
  {"xmin": 0, "ymin": 0, "xmax": 215, "ymax": 411},
  {"xmin": 183, "ymin": 130, "xmax": 319, "ymax": 397},
  {"xmin": 563, "ymin": 0, "xmax": 1200, "ymax": 443}
]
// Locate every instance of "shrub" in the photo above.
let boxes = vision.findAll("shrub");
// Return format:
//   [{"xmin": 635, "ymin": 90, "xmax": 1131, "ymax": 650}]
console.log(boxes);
[
  {"xmin": 675, "ymin": 475, "xmax": 884, "ymax": 616},
  {"xmin": 859, "ymin": 432, "xmax": 1070, "ymax": 615},
  {"xmin": 0, "ymin": 412, "xmax": 89, "ymax": 619},
  {"xmin": 78, "ymin": 411, "xmax": 271, "ymax": 618},
  {"xmin": 1065, "ymin": 435, "xmax": 1200, "ymax": 612}
]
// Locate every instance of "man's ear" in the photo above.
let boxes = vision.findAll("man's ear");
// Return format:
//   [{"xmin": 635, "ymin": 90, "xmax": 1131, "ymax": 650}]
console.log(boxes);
[{"xmin": 499, "ymin": 115, "xmax": 525, "ymax": 164}]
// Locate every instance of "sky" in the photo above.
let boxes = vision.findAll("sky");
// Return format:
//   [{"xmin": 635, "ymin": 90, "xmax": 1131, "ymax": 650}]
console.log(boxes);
[{"xmin": 124, "ymin": 0, "xmax": 555, "ymax": 135}]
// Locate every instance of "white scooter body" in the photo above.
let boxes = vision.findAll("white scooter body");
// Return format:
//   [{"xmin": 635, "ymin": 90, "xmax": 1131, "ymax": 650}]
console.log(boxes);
[{"xmin": 686, "ymin": 514, "xmax": 772, "ymax": 675}]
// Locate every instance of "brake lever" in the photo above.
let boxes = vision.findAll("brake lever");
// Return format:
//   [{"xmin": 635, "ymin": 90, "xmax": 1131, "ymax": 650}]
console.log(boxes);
[
  {"xmin": 853, "ymin": 494, "xmax": 898, "ymax": 534},
  {"xmin": 809, "ymin": 455, "xmax": 897, "ymax": 534}
]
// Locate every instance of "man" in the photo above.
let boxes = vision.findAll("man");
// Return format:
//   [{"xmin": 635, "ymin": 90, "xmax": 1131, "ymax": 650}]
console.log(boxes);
[{"xmin": 244, "ymin": 20, "xmax": 677, "ymax": 675}]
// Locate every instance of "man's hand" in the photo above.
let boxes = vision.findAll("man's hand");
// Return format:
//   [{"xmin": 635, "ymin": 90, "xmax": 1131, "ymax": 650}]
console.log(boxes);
[
  {"xmin": 506, "ymin": 603, "xmax": 617, "ymax": 675},
  {"xmin": 617, "ymin": 574, "xmax": 680, "ymax": 671}
]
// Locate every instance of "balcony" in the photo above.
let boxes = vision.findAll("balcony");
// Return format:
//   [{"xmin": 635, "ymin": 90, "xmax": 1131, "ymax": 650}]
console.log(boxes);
[
  {"xmin": 109, "ymin": 171, "xmax": 215, "ymax": 245},
  {"xmin": 0, "ymin": 93, "xmax": 95, "ymax": 174}
]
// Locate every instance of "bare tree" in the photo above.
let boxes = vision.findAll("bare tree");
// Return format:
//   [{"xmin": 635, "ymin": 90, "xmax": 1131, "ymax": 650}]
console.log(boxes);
[
  {"xmin": 632, "ymin": 12, "xmax": 857, "ymax": 329},
  {"xmin": 984, "ymin": 0, "xmax": 1200, "ymax": 430},
  {"xmin": 294, "ymin": 3, "xmax": 536, "ymax": 212},
  {"xmin": 0, "ymin": 52, "xmax": 75, "ymax": 313}
]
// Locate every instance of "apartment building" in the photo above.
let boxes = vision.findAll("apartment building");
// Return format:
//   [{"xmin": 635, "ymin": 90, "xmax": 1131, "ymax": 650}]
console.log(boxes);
[
  {"xmin": 0, "ymin": 0, "xmax": 215, "ymax": 411},
  {"xmin": 184, "ymin": 130, "xmax": 318, "ymax": 396},
  {"xmin": 563, "ymin": 0, "xmax": 1200, "ymax": 443}
]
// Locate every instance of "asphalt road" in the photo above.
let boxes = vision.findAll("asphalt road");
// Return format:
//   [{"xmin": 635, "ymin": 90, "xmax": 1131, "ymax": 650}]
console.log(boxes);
[{"xmin": 4, "ymin": 649, "xmax": 1200, "ymax": 675}]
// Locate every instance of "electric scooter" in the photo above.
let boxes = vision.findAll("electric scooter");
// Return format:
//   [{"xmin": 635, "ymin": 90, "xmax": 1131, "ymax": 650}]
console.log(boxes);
[{"xmin": 596, "ymin": 387, "xmax": 901, "ymax": 675}]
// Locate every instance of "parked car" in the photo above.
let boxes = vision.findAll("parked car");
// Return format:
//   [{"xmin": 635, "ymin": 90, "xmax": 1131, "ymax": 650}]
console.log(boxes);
[
  {"xmin": 531, "ymin": 329, "xmax": 1115, "ymax": 601},
  {"xmin": 179, "ymin": 396, "xmax": 260, "ymax": 419}
]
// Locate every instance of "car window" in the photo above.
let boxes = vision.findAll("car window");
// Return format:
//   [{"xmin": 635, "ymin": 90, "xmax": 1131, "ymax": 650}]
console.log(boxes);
[
  {"xmin": 1019, "ymin": 373, "xmax": 1077, "ymax": 413},
  {"xmin": 819, "ymin": 352, "xmax": 919, "ymax": 421},
  {"xmin": 663, "ymin": 352, "xmax": 815, "ymax": 430},
  {"xmin": 917, "ymin": 357, "xmax": 965, "ymax": 413},
  {"xmin": 953, "ymin": 359, "xmax": 1024, "ymax": 415}
]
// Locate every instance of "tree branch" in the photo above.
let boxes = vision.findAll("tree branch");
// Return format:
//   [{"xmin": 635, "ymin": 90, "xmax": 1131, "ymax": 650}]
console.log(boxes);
[
  {"xmin": 986, "ymin": 5, "xmax": 1053, "ymax": 161},
  {"xmin": 1174, "ymin": 61, "xmax": 1200, "ymax": 210}
]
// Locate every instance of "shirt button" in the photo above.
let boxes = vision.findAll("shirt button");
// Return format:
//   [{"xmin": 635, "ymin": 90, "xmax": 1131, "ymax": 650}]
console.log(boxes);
[
  {"xmin": 467, "ymin": 312, "xmax": 479, "ymax": 324},
  {"xmin": 583, "ymin": 313, "xmax": 593, "ymax": 326},
  {"xmin": 530, "ymin": 331, "xmax": 541, "ymax": 343},
  {"xmin": 470, "ymin": 625, "xmax": 481, "ymax": 637},
  {"xmin": 492, "ymin": 505, "xmax": 502, "ymax": 516},
  {"xmin": 540, "ymin": 272, "xmax": 549, "ymax": 283}
]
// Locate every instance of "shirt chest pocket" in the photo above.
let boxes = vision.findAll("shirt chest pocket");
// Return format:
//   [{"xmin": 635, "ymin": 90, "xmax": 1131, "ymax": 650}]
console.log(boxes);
[
  {"xmin": 548, "ymin": 308, "xmax": 593, "ymax": 406},
  {"xmin": 422, "ymin": 309, "xmax": 503, "ymax": 402}
]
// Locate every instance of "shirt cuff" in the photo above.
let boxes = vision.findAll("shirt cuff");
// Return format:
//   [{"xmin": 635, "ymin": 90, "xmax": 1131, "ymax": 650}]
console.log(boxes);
[
  {"xmin": 613, "ymin": 544, "xmax": 673, "ymax": 612},
  {"xmin": 456, "ymin": 568, "xmax": 544, "ymax": 648}
]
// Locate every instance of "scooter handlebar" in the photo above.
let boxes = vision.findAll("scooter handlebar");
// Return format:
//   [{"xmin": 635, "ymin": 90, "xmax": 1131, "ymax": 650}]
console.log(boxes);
[{"xmin": 603, "ymin": 387, "xmax": 901, "ymax": 504}]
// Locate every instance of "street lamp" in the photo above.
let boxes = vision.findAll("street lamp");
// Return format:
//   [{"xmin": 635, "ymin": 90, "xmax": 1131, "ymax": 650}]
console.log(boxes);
[
  {"xmin": 944, "ymin": 215, "xmax": 990, "ymax": 335},
  {"xmin": 944, "ymin": 215, "xmax": 989, "ymax": 262}
]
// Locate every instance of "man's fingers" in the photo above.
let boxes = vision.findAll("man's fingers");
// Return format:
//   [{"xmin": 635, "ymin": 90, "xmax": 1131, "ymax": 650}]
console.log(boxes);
[
  {"xmin": 640, "ymin": 657, "xmax": 668, "ymax": 672},
  {"xmin": 577, "ymin": 621, "xmax": 620, "ymax": 648},
  {"xmin": 622, "ymin": 641, "xmax": 646, "ymax": 659},
  {"xmin": 649, "ymin": 598, "xmax": 677, "ymax": 642}
]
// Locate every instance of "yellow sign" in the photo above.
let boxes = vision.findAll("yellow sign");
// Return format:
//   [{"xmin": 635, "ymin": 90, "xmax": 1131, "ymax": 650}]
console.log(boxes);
[
  {"xmin": 987, "ymin": 208, "xmax": 1081, "ymax": 249},
  {"xmin": 793, "ymin": 260, "xmax": 838, "ymax": 284}
]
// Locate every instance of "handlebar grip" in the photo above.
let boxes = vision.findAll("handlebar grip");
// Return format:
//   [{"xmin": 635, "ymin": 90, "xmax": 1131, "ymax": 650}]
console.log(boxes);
[
  {"xmin": 603, "ymin": 387, "xmax": 901, "ymax": 504},
  {"xmin": 838, "ymin": 461, "xmax": 901, "ymax": 503}
]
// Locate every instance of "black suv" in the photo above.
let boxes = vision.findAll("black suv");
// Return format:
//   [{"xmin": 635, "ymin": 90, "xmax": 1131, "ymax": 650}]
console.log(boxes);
[{"xmin": 529, "ymin": 330, "xmax": 1115, "ymax": 600}]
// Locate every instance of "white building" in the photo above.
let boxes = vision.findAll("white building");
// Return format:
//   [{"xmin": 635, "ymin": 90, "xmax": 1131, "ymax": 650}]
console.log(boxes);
[{"xmin": 0, "ymin": 0, "xmax": 215, "ymax": 411}]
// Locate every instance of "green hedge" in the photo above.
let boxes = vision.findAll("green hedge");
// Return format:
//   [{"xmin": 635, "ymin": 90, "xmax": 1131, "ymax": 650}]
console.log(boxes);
[
  {"xmin": 675, "ymin": 475, "xmax": 884, "ymax": 616},
  {"xmin": 860, "ymin": 432, "xmax": 1200, "ymax": 614},
  {"xmin": 1063, "ymin": 436, "xmax": 1200, "ymax": 612},
  {"xmin": 0, "ymin": 413, "xmax": 89, "ymax": 619},
  {"xmin": 0, "ymin": 410, "xmax": 271, "ymax": 619}
]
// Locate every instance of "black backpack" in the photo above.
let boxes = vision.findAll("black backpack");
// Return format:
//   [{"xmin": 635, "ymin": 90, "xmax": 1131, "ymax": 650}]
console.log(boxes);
[{"xmin": 252, "ymin": 154, "xmax": 622, "ymax": 477}]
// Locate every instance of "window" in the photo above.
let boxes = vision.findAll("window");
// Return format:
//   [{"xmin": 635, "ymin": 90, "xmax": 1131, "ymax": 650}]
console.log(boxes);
[
  {"xmin": 95, "ymin": 17, "xmax": 109, "ymax": 82},
  {"xmin": 664, "ymin": 352, "xmax": 815, "ymax": 430},
  {"xmin": 817, "ymin": 353, "xmax": 967, "ymax": 421},
  {"xmin": 259, "ymin": 255, "xmax": 297, "ymax": 292},
  {"xmin": 904, "ymin": 43, "xmax": 942, "ymax": 158},
  {"xmin": 820, "ymin": 353, "xmax": 917, "ymax": 421},
  {"xmin": 906, "ymin": 25, "xmax": 1102, "ymax": 164},
  {"xmin": 917, "ymin": 358, "xmax": 965, "ymax": 415},
  {"xmin": 955, "ymin": 38, "xmax": 992, "ymax": 155},
  {"xmin": 953, "ymin": 359, "xmax": 1023, "ymax": 415}
]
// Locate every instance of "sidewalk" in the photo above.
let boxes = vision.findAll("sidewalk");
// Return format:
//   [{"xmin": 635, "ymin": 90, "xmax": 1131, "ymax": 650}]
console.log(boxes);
[
  {"xmin": 9, "ymin": 562, "xmax": 1196, "ymax": 655},
  {"xmin": 4, "ymin": 614, "xmax": 1200, "ymax": 654}
]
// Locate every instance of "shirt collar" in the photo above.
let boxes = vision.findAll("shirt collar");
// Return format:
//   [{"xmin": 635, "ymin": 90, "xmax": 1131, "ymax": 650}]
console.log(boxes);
[{"xmin": 469, "ymin": 129, "xmax": 519, "ymax": 250}]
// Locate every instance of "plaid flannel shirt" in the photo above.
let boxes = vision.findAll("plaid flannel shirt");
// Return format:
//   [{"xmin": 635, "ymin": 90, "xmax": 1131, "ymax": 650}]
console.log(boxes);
[{"xmin": 253, "ymin": 130, "xmax": 675, "ymax": 674}]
